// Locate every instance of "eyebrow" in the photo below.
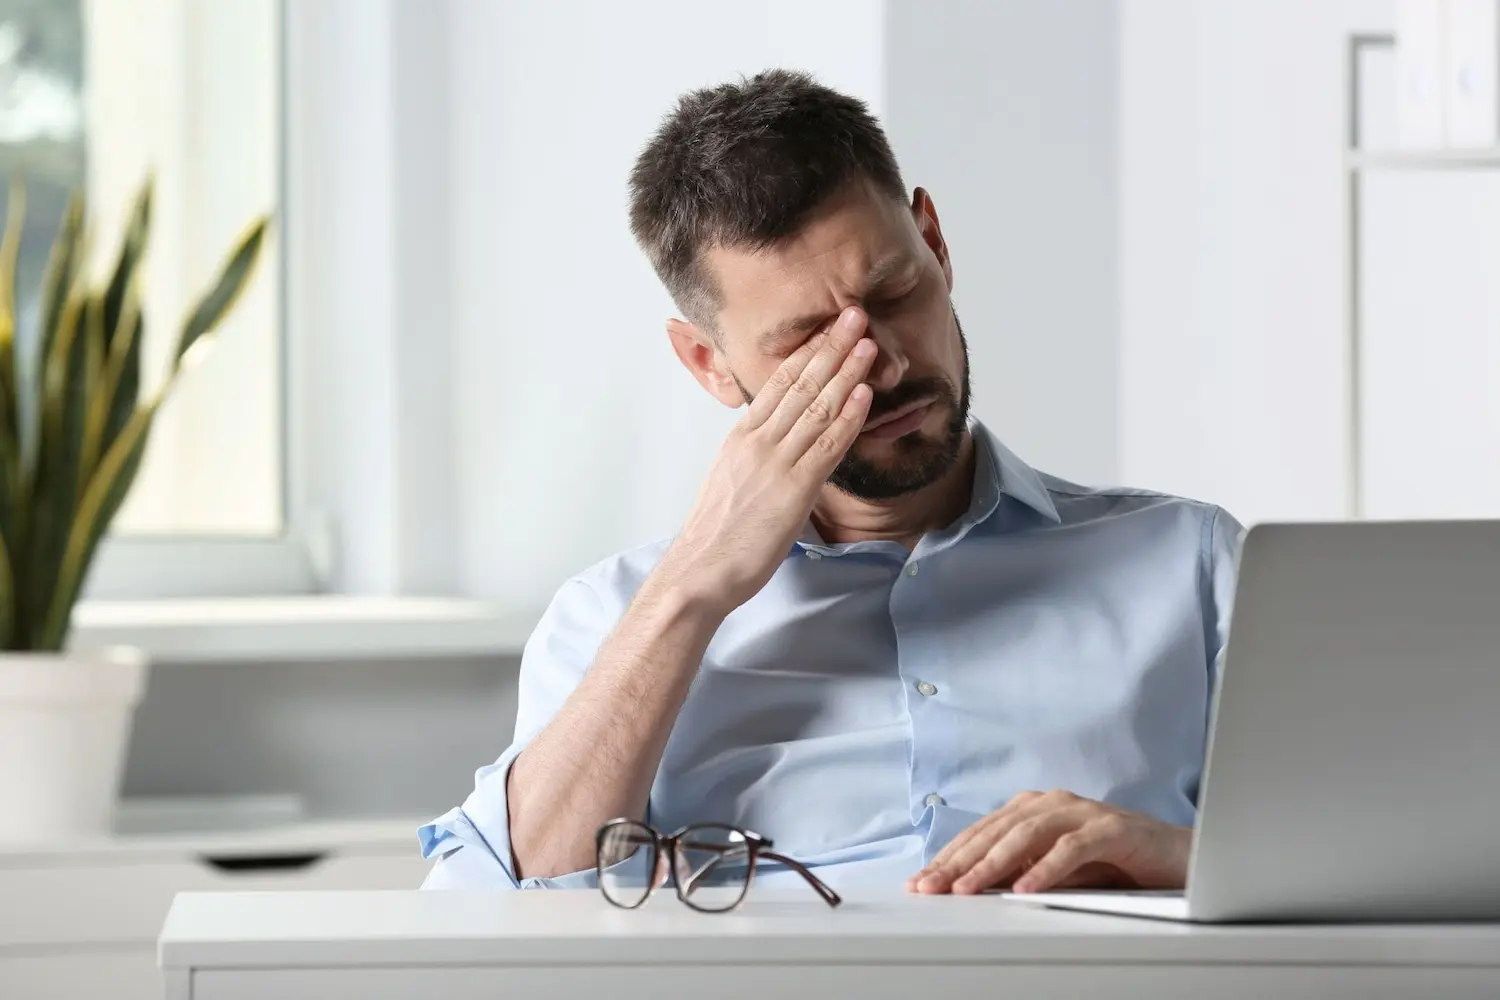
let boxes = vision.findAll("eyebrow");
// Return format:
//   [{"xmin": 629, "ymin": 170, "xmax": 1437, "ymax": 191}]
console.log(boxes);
[{"xmin": 756, "ymin": 252, "xmax": 917, "ymax": 349}]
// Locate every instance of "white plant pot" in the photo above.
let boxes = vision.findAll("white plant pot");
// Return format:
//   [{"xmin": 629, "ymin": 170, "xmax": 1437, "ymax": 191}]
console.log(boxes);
[{"xmin": 0, "ymin": 646, "xmax": 149, "ymax": 843}]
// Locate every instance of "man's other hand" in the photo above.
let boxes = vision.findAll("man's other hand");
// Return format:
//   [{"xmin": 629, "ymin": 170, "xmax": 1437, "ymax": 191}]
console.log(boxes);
[{"xmin": 906, "ymin": 790, "xmax": 1191, "ymax": 895}]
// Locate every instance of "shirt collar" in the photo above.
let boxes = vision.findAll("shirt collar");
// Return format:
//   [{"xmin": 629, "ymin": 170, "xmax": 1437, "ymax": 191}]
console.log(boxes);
[
  {"xmin": 793, "ymin": 418, "xmax": 1060, "ymax": 551},
  {"xmin": 969, "ymin": 419, "xmax": 1062, "ymax": 525}
]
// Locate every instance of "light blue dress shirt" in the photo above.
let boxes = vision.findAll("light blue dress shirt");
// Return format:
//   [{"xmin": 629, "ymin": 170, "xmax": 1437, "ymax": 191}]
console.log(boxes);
[{"xmin": 418, "ymin": 420, "xmax": 1244, "ymax": 890}]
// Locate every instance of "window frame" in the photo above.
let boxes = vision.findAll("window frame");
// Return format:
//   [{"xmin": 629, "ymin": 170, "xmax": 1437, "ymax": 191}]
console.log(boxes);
[{"xmin": 82, "ymin": 0, "xmax": 322, "ymax": 601}]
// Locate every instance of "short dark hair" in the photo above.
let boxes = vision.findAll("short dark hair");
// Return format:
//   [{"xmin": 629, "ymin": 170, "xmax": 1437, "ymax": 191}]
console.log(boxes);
[{"xmin": 628, "ymin": 69, "xmax": 906, "ymax": 331}]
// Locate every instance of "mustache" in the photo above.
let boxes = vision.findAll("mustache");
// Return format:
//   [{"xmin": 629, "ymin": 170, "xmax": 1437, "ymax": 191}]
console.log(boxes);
[{"xmin": 864, "ymin": 378, "xmax": 953, "ymax": 422}]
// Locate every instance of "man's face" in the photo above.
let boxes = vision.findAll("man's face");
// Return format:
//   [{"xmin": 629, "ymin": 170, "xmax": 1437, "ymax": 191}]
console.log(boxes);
[{"xmin": 698, "ymin": 182, "xmax": 969, "ymax": 501}]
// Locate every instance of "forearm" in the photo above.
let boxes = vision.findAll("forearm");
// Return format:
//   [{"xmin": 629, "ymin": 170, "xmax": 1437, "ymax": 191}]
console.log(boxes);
[
  {"xmin": 505, "ymin": 315, "xmax": 873, "ymax": 881},
  {"xmin": 506, "ymin": 565, "xmax": 725, "ymax": 879}
]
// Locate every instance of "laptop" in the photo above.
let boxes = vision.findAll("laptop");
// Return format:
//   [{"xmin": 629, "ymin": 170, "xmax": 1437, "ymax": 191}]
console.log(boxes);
[{"xmin": 1000, "ymin": 520, "xmax": 1500, "ymax": 922}]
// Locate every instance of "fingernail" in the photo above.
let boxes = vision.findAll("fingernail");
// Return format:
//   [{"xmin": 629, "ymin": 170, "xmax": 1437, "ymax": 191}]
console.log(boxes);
[
  {"xmin": 839, "ymin": 307, "xmax": 864, "ymax": 329},
  {"xmin": 853, "ymin": 339, "xmax": 875, "ymax": 358}
]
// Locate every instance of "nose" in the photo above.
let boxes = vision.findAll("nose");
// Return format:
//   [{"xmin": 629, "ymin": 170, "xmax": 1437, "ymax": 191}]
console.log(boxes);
[{"xmin": 863, "ymin": 322, "xmax": 909, "ymax": 391}]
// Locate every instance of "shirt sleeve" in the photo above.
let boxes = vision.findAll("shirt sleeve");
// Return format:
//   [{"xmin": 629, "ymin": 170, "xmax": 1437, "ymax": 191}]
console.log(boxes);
[
  {"xmin": 417, "ymin": 575, "xmax": 619, "ymax": 890},
  {"xmin": 1202, "ymin": 505, "xmax": 1247, "ymax": 692}
]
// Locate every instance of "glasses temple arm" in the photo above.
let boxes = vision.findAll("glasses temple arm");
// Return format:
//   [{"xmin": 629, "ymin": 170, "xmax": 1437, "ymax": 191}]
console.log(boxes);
[{"xmin": 759, "ymin": 850, "xmax": 842, "ymax": 907}]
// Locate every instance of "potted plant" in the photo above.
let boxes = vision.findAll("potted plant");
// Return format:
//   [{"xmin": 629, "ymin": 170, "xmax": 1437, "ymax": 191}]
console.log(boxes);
[{"xmin": 0, "ymin": 179, "xmax": 267, "ymax": 841}]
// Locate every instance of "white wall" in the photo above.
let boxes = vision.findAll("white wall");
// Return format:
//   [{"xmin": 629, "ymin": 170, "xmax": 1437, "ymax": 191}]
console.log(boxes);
[
  {"xmin": 446, "ymin": 0, "xmax": 886, "ymax": 615},
  {"xmin": 370, "ymin": 0, "xmax": 1498, "ymax": 611},
  {"xmin": 442, "ymin": 0, "xmax": 1128, "ymax": 616},
  {"xmin": 883, "ymin": 0, "xmax": 1120, "ymax": 487},
  {"xmin": 1119, "ymin": 0, "xmax": 1396, "ymax": 525}
]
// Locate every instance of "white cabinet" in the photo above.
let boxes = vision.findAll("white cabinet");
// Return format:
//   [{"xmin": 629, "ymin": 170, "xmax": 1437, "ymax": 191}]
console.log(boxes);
[{"xmin": 0, "ymin": 817, "xmax": 431, "ymax": 1000}]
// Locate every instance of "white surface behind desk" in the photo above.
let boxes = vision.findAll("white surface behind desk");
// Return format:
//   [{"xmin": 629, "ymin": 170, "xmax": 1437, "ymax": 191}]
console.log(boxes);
[{"xmin": 159, "ymin": 888, "xmax": 1500, "ymax": 999}]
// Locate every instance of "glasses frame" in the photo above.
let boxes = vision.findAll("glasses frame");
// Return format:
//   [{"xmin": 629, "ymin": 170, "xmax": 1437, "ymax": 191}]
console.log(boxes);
[{"xmin": 594, "ymin": 818, "xmax": 842, "ymax": 912}]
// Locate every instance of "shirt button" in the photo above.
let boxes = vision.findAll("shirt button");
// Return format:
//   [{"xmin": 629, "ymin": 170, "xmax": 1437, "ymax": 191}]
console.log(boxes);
[
  {"xmin": 805, "ymin": 551, "xmax": 823, "ymax": 560},
  {"xmin": 905, "ymin": 564, "xmax": 919, "ymax": 577},
  {"xmin": 924, "ymin": 793, "xmax": 945, "ymax": 808},
  {"xmin": 915, "ymin": 680, "xmax": 938, "ymax": 697}
]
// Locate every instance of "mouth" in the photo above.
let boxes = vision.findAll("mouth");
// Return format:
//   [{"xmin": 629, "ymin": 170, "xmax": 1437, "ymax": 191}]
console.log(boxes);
[{"xmin": 860, "ymin": 397, "xmax": 936, "ymax": 440}]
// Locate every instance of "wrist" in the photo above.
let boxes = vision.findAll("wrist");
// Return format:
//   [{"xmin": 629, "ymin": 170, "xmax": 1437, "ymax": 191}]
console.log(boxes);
[{"xmin": 640, "ymin": 551, "xmax": 736, "ymax": 626}]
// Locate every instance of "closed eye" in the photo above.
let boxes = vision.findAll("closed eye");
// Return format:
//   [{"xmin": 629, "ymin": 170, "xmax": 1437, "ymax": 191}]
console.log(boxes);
[{"xmin": 869, "ymin": 284, "xmax": 918, "ymax": 313}]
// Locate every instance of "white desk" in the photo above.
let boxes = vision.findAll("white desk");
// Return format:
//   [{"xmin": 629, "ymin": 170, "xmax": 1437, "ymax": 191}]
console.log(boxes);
[{"xmin": 159, "ymin": 888, "xmax": 1500, "ymax": 999}]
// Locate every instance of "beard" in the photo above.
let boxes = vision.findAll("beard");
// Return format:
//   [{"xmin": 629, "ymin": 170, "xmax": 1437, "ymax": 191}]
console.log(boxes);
[{"xmin": 736, "ymin": 306, "xmax": 971, "ymax": 501}]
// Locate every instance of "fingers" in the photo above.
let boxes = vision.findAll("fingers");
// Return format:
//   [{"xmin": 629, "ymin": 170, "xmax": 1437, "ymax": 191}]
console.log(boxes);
[
  {"xmin": 761, "ymin": 307, "xmax": 869, "ymax": 439},
  {"xmin": 792, "ymin": 383, "xmax": 872, "ymax": 481},
  {"xmin": 783, "ymin": 338, "xmax": 876, "ymax": 459},
  {"xmin": 741, "ymin": 332, "xmax": 826, "ymax": 430},
  {"xmin": 1010, "ymin": 829, "xmax": 1108, "ymax": 894},
  {"xmin": 906, "ymin": 796, "xmax": 1187, "ymax": 897},
  {"xmin": 950, "ymin": 812, "xmax": 1077, "ymax": 894},
  {"xmin": 907, "ymin": 817, "xmax": 1001, "ymax": 893},
  {"xmin": 914, "ymin": 809, "xmax": 1043, "ymax": 894},
  {"xmin": 907, "ymin": 791, "xmax": 1042, "ymax": 893}
]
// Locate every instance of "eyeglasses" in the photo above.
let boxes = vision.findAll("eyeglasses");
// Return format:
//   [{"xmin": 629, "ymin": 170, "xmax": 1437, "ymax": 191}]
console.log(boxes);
[{"xmin": 594, "ymin": 818, "xmax": 842, "ymax": 912}]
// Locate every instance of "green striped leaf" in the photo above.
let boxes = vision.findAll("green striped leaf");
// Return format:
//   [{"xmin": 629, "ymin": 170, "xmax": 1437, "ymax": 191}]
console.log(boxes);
[
  {"xmin": 24, "ymin": 284, "xmax": 90, "ymax": 650},
  {"xmin": 102, "ymin": 180, "xmax": 151, "ymax": 350},
  {"xmin": 87, "ymin": 282, "xmax": 143, "ymax": 472},
  {"xmin": 176, "ymin": 219, "xmax": 268, "ymax": 367},
  {"xmin": 37, "ymin": 193, "xmax": 84, "ymax": 380},
  {"xmin": 78, "ymin": 295, "xmax": 105, "ymax": 476},
  {"xmin": 0, "ymin": 180, "xmax": 24, "ymax": 567},
  {"xmin": 40, "ymin": 402, "xmax": 155, "ymax": 650}
]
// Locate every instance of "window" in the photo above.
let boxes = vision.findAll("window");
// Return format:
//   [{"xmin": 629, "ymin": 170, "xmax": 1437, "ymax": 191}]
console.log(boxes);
[{"xmin": 0, "ymin": 0, "xmax": 305, "ymax": 597}]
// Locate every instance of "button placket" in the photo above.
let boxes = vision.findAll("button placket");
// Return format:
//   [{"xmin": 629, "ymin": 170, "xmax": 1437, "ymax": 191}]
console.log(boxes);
[{"xmin": 892, "ymin": 550, "xmax": 949, "ymax": 824}]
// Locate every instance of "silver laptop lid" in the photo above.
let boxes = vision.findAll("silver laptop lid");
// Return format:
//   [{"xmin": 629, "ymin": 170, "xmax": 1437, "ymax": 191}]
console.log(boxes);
[{"xmin": 1186, "ymin": 521, "xmax": 1500, "ymax": 922}]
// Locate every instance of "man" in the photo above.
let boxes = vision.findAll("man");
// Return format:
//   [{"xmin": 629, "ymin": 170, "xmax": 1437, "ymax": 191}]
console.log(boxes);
[{"xmin": 420, "ymin": 70, "xmax": 1242, "ymax": 896}]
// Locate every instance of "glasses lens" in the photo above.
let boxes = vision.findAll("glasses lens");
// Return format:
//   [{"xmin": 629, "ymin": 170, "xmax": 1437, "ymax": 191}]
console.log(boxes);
[
  {"xmin": 597, "ymin": 821, "xmax": 659, "ymax": 908},
  {"xmin": 674, "ymin": 824, "xmax": 753, "ymax": 912}
]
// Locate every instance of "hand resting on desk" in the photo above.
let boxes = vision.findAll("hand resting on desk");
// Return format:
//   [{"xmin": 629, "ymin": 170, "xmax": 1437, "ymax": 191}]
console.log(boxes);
[{"xmin": 907, "ymin": 789, "xmax": 1191, "ymax": 895}]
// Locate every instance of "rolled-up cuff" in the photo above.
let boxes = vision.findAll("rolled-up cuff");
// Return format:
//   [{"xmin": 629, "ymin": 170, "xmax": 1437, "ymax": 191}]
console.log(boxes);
[{"xmin": 416, "ymin": 747, "xmax": 603, "ymax": 890}]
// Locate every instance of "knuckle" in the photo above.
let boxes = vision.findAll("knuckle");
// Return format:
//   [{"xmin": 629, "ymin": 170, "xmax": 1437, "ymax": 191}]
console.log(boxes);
[
  {"xmin": 1053, "ymin": 831, "xmax": 1084, "ymax": 854},
  {"xmin": 765, "ymin": 368, "xmax": 797, "ymax": 393},
  {"xmin": 1011, "ymin": 817, "xmax": 1041, "ymax": 841},
  {"xmin": 791, "ymin": 375, "xmax": 821, "ymax": 398},
  {"xmin": 813, "ymin": 432, "xmax": 843, "ymax": 456},
  {"xmin": 804, "ymin": 398, "xmax": 834, "ymax": 424},
  {"xmin": 1094, "ymin": 813, "xmax": 1128, "ymax": 839},
  {"xmin": 1048, "ymin": 788, "xmax": 1078, "ymax": 803},
  {"xmin": 1014, "ymin": 790, "xmax": 1043, "ymax": 803}
]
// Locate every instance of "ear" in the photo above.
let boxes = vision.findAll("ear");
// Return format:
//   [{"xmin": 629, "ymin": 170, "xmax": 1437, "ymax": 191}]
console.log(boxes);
[
  {"xmin": 911, "ymin": 187, "xmax": 953, "ymax": 292},
  {"xmin": 666, "ymin": 318, "xmax": 746, "ymax": 409}
]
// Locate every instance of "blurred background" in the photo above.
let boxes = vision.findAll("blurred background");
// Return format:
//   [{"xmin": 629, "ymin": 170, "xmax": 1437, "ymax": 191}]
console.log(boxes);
[
  {"xmin": 3, "ymin": 0, "xmax": 1497, "ymax": 996},
  {"xmin": 11, "ymin": 0, "xmax": 1490, "ymax": 607}
]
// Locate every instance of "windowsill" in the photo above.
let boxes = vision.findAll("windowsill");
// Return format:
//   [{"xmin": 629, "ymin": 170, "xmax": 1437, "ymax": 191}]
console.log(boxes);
[
  {"xmin": 0, "ymin": 807, "xmax": 426, "ymax": 864},
  {"xmin": 67, "ymin": 596, "xmax": 536, "ymax": 665}
]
